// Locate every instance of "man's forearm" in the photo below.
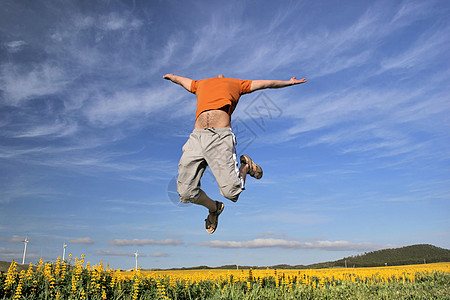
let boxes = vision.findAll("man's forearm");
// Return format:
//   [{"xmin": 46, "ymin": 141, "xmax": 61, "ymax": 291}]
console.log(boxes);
[
  {"xmin": 250, "ymin": 77, "xmax": 306, "ymax": 92},
  {"xmin": 261, "ymin": 80, "xmax": 293, "ymax": 88},
  {"xmin": 163, "ymin": 74, "xmax": 193, "ymax": 91},
  {"xmin": 164, "ymin": 74, "xmax": 183, "ymax": 84}
]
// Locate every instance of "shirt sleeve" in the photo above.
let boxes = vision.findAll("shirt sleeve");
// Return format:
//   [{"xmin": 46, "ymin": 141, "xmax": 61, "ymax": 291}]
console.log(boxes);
[
  {"xmin": 240, "ymin": 80, "xmax": 253, "ymax": 94},
  {"xmin": 190, "ymin": 80, "xmax": 199, "ymax": 94}
]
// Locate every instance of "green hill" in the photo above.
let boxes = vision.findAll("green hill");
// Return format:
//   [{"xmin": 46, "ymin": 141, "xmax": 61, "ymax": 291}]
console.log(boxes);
[
  {"xmin": 161, "ymin": 244, "xmax": 450, "ymax": 271},
  {"xmin": 308, "ymin": 244, "xmax": 450, "ymax": 268},
  {"xmin": 0, "ymin": 260, "xmax": 33, "ymax": 274}
]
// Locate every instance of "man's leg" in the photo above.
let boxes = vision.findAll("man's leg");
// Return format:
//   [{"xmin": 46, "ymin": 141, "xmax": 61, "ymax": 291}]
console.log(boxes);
[
  {"xmin": 239, "ymin": 163, "xmax": 250, "ymax": 184},
  {"xmin": 177, "ymin": 130, "xmax": 223, "ymax": 233},
  {"xmin": 195, "ymin": 189, "xmax": 224, "ymax": 234},
  {"xmin": 194, "ymin": 189, "xmax": 217, "ymax": 212}
]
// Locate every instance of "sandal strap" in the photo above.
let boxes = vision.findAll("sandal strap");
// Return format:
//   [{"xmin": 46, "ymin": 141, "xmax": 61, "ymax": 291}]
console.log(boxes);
[
  {"xmin": 205, "ymin": 201, "xmax": 224, "ymax": 234},
  {"xmin": 240, "ymin": 155, "xmax": 253, "ymax": 175},
  {"xmin": 209, "ymin": 201, "xmax": 223, "ymax": 215}
]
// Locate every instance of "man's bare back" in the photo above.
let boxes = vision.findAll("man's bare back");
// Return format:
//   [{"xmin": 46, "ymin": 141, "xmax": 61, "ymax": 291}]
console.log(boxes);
[{"xmin": 194, "ymin": 109, "xmax": 231, "ymax": 129}]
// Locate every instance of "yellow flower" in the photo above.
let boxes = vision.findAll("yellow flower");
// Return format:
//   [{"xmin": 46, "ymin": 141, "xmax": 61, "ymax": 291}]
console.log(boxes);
[{"xmin": 5, "ymin": 260, "xmax": 18, "ymax": 292}]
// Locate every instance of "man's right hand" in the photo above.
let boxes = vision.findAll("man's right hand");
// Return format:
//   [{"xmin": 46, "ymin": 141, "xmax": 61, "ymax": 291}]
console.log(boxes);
[
  {"xmin": 163, "ymin": 74, "xmax": 174, "ymax": 80},
  {"xmin": 289, "ymin": 77, "xmax": 307, "ymax": 85}
]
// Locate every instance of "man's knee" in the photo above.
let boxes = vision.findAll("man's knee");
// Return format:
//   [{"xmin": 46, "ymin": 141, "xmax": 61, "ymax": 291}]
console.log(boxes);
[
  {"xmin": 225, "ymin": 194, "xmax": 240, "ymax": 202},
  {"xmin": 179, "ymin": 194, "xmax": 193, "ymax": 204},
  {"xmin": 177, "ymin": 181, "xmax": 201, "ymax": 203},
  {"xmin": 220, "ymin": 185, "xmax": 243, "ymax": 202},
  {"xmin": 178, "ymin": 190, "xmax": 200, "ymax": 203}
]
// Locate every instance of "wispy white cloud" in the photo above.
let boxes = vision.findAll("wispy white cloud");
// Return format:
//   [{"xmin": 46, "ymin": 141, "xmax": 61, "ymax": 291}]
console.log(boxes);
[
  {"xmin": 83, "ymin": 85, "xmax": 181, "ymax": 127},
  {"xmin": 1, "ymin": 2, "xmax": 163, "ymax": 139},
  {"xmin": 0, "ymin": 181, "xmax": 65, "ymax": 204},
  {"xmin": 0, "ymin": 247, "xmax": 23, "ymax": 260},
  {"xmin": 265, "ymin": 72, "xmax": 449, "ymax": 161},
  {"xmin": 390, "ymin": 0, "xmax": 437, "ymax": 27},
  {"xmin": 315, "ymin": 51, "xmax": 373, "ymax": 78},
  {"xmin": 0, "ymin": 140, "xmax": 177, "ymax": 189},
  {"xmin": 379, "ymin": 25, "xmax": 449, "ymax": 73},
  {"xmin": 283, "ymin": 88, "xmax": 398, "ymax": 136},
  {"xmin": 185, "ymin": 4, "xmax": 248, "ymax": 69},
  {"xmin": 226, "ymin": 0, "xmax": 441, "ymax": 79},
  {"xmin": 109, "ymin": 238, "xmax": 183, "ymax": 246},
  {"xmin": 151, "ymin": 33, "xmax": 184, "ymax": 73},
  {"xmin": 68, "ymin": 237, "xmax": 94, "ymax": 245},
  {"xmin": 4, "ymin": 40, "xmax": 27, "ymax": 53},
  {"xmin": 98, "ymin": 12, "xmax": 143, "ymax": 31},
  {"xmin": 152, "ymin": 252, "xmax": 169, "ymax": 257},
  {"xmin": 199, "ymin": 238, "xmax": 387, "ymax": 251},
  {"xmin": 14, "ymin": 120, "xmax": 78, "ymax": 138},
  {"xmin": 7, "ymin": 235, "xmax": 28, "ymax": 243},
  {"xmin": 1, "ymin": 63, "xmax": 69, "ymax": 105},
  {"xmin": 95, "ymin": 250, "xmax": 147, "ymax": 257}
]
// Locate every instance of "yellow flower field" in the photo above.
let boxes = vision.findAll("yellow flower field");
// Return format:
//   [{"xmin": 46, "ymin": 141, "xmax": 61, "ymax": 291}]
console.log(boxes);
[
  {"xmin": 125, "ymin": 262, "xmax": 450, "ymax": 292},
  {"xmin": 130, "ymin": 261, "xmax": 449, "ymax": 285},
  {"xmin": 1, "ymin": 257, "xmax": 449, "ymax": 299}
]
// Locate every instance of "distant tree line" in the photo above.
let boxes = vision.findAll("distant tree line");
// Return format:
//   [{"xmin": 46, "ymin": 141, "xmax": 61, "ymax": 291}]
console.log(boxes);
[{"xmin": 309, "ymin": 244, "xmax": 450, "ymax": 268}]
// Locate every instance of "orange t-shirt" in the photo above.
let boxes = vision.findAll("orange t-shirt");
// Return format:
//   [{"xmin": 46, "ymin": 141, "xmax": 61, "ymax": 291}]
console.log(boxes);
[{"xmin": 190, "ymin": 77, "xmax": 252, "ymax": 119}]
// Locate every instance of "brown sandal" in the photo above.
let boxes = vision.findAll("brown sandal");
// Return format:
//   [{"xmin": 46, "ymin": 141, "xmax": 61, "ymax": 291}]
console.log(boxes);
[
  {"xmin": 240, "ymin": 155, "xmax": 263, "ymax": 179},
  {"xmin": 205, "ymin": 201, "xmax": 224, "ymax": 234}
]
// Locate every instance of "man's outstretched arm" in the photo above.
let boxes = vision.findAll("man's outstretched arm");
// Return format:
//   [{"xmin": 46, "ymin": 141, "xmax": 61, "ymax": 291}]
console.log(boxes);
[
  {"xmin": 163, "ymin": 74, "xmax": 193, "ymax": 92},
  {"xmin": 250, "ymin": 77, "xmax": 307, "ymax": 92}
]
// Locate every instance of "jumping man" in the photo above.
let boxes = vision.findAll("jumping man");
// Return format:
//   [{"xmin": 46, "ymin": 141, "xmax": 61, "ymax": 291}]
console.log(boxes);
[{"xmin": 163, "ymin": 74, "xmax": 307, "ymax": 234}]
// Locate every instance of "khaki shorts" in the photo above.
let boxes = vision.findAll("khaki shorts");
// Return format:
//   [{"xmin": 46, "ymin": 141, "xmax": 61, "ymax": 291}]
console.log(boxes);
[{"xmin": 177, "ymin": 128, "xmax": 244, "ymax": 203}]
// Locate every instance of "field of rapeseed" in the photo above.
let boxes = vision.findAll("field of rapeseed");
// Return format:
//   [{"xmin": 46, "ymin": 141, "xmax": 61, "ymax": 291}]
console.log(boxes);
[{"xmin": 0, "ymin": 255, "xmax": 448, "ymax": 299}]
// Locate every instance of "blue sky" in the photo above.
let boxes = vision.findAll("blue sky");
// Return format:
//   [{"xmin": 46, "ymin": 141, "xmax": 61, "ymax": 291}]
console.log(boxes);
[{"xmin": 1, "ymin": 0, "xmax": 449, "ymax": 270}]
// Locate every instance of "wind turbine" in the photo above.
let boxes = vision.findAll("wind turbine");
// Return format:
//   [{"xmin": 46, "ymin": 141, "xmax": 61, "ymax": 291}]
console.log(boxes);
[
  {"xmin": 62, "ymin": 242, "xmax": 67, "ymax": 261},
  {"xmin": 22, "ymin": 237, "xmax": 29, "ymax": 264},
  {"xmin": 134, "ymin": 250, "xmax": 139, "ymax": 271}
]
